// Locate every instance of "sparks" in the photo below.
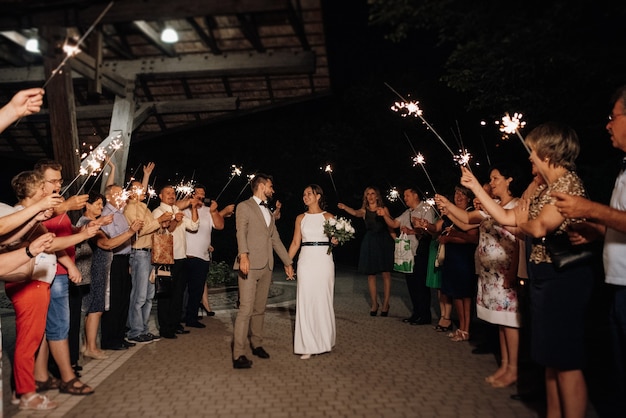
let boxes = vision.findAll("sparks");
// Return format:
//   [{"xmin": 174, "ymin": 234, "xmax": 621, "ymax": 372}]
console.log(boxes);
[
  {"xmin": 412, "ymin": 153, "xmax": 426, "ymax": 166},
  {"xmin": 391, "ymin": 100, "xmax": 423, "ymax": 118},
  {"xmin": 498, "ymin": 112, "xmax": 526, "ymax": 136},
  {"xmin": 454, "ymin": 150, "xmax": 472, "ymax": 167},
  {"xmin": 386, "ymin": 187, "xmax": 401, "ymax": 202}
]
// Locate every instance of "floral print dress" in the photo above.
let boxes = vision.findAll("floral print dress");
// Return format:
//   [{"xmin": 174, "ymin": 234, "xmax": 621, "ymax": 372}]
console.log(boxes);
[{"xmin": 475, "ymin": 199, "xmax": 521, "ymax": 328}]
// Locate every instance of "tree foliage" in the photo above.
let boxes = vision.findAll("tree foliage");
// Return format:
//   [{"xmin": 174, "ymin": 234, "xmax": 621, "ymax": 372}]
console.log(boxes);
[{"xmin": 369, "ymin": 0, "xmax": 626, "ymax": 122}]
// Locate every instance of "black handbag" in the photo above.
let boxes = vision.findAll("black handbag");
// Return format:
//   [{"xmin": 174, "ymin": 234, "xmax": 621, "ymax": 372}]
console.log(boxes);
[
  {"xmin": 542, "ymin": 232, "xmax": 593, "ymax": 271},
  {"xmin": 155, "ymin": 265, "xmax": 173, "ymax": 297}
]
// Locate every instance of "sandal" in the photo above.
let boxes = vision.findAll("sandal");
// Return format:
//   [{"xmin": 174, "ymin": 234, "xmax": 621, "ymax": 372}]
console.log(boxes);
[
  {"xmin": 59, "ymin": 377, "xmax": 95, "ymax": 396},
  {"xmin": 35, "ymin": 376, "xmax": 61, "ymax": 392},
  {"xmin": 19, "ymin": 393, "xmax": 58, "ymax": 410},
  {"xmin": 451, "ymin": 330, "xmax": 470, "ymax": 342}
]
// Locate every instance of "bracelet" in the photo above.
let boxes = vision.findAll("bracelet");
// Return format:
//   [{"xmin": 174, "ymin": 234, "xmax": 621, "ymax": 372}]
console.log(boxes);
[{"xmin": 25, "ymin": 246, "xmax": 35, "ymax": 258}]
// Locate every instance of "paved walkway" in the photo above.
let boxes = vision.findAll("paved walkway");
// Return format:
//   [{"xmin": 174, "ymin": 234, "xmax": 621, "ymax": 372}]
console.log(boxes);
[{"xmin": 1, "ymin": 266, "xmax": 602, "ymax": 417}]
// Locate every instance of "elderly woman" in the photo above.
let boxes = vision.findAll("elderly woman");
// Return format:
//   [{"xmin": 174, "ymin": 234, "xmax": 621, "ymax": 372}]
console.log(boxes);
[
  {"xmin": 79, "ymin": 191, "xmax": 141, "ymax": 360},
  {"xmin": 461, "ymin": 122, "xmax": 592, "ymax": 418},
  {"xmin": 435, "ymin": 164, "xmax": 524, "ymax": 388}
]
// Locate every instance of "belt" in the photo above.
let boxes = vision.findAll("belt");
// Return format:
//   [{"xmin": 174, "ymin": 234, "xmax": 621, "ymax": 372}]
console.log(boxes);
[
  {"xmin": 114, "ymin": 253, "xmax": 131, "ymax": 257},
  {"xmin": 302, "ymin": 241, "xmax": 330, "ymax": 246},
  {"xmin": 132, "ymin": 248, "xmax": 151, "ymax": 251}
]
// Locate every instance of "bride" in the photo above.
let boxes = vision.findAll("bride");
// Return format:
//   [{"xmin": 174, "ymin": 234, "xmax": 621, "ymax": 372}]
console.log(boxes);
[{"xmin": 288, "ymin": 184, "xmax": 337, "ymax": 359}]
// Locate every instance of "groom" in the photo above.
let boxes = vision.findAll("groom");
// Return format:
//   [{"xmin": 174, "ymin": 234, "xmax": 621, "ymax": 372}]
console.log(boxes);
[{"xmin": 232, "ymin": 173, "xmax": 294, "ymax": 369}]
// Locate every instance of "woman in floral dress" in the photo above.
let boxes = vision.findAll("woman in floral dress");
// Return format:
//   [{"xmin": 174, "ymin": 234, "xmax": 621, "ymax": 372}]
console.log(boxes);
[{"xmin": 436, "ymin": 164, "xmax": 524, "ymax": 387}]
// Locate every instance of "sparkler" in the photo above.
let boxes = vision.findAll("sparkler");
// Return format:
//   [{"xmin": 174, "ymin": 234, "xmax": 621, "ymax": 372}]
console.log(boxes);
[
  {"xmin": 322, "ymin": 164, "xmax": 338, "ymax": 198},
  {"xmin": 42, "ymin": 1, "xmax": 115, "ymax": 89},
  {"xmin": 146, "ymin": 177, "xmax": 157, "ymax": 206},
  {"xmin": 215, "ymin": 165, "xmax": 242, "ymax": 201},
  {"xmin": 61, "ymin": 135, "xmax": 123, "ymax": 196},
  {"xmin": 175, "ymin": 179, "xmax": 195, "ymax": 200},
  {"xmin": 497, "ymin": 112, "xmax": 530, "ymax": 154},
  {"xmin": 386, "ymin": 187, "xmax": 401, "ymax": 202},
  {"xmin": 386, "ymin": 82, "xmax": 456, "ymax": 158},
  {"xmin": 412, "ymin": 153, "xmax": 438, "ymax": 195},
  {"xmin": 497, "ymin": 112, "xmax": 549, "ymax": 184},
  {"xmin": 235, "ymin": 173, "xmax": 256, "ymax": 201}
]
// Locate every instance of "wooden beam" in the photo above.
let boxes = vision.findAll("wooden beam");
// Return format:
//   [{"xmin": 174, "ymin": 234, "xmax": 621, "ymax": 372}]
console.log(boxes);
[
  {"xmin": 102, "ymin": 51, "xmax": 316, "ymax": 79},
  {"xmin": 0, "ymin": 0, "xmax": 292, "ymax": 30},
  {"xmin": 42, "ymin": 26, "xmax": 81, "ymax": 195},
  {"xmin": 0, "ymin": 50, "xmax": 315, "ymax": 85},
  {"xmin": 69, "ymin": 52, "xmax": 128, "ymax": 97}
]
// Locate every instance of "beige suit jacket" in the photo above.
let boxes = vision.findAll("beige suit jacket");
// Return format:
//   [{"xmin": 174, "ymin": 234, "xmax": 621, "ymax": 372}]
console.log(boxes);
[{"xmin": 233, "ymin": 197, "xmax": 291, "ymax": 270}]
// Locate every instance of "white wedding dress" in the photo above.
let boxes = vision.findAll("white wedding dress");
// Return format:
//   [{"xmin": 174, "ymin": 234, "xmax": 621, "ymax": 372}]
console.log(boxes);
[{"xmin": 294, "ymin": 212, "xmax": 336, "ymax": 355}]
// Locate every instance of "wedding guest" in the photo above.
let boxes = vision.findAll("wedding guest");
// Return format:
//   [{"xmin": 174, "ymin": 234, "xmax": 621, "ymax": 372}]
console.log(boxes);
[
  {"xmin": 79, "ymin": 191, "xmax": 142, "ymax": 359},
  {"xmin": 152, "ymin": 184, "xmax": 198, "ymax": 339},
  {"xmin": 33, "ymin": 160, "xmax": 95, "ymax": 396},
  {"xmin": 550, "ymin": 85, "xmax": 626, "ymax": 412},
  {"xmin": 464, "ymin": 122, "xmax": 592, "ymax": 417},
  {"xmin": 100, "ymin": 184, "xmax": 143, "ymax": 350},
  {"xmin": 232, "ymin": 173, "xmax": 294, "ymax": 368},
  {"xmin": 183, "ymin": 185, "xmax": 232, "ymax": 327},
  {"xmin": 437, "ymin": 164, "xmax": 524, "ymax": 387},
  {"xmin": 288, "ymin": 184, "xmax": 337, "ymax": 359},
  {"xmin": 417, "ymin": 185, "xmax": 478, "ymax": 342},
  {"xmin": 338, "ymin": 187, "xmax": 394, "ymax": 316},
  {"xmin": 125, "ymin": 176, "xmax": 171, "ymax": 344},
  {"xmin": 378, "ymin": 186, "xmax": 435, "ymax": 323}
]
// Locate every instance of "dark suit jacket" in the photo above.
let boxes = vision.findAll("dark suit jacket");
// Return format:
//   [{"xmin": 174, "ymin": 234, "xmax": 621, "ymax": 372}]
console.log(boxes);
[{"xmin": 233, "ymin": 197, "xmax": 291, "ymax": 271}]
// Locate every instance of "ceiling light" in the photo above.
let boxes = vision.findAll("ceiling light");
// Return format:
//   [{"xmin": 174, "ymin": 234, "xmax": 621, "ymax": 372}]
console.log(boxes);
[
  {"xmin": 160, "ymin": 28, "xmax": 178, "ymax": 43},
  {"xmin": 25, "ymin": 38, "xmax": 40, "ymax": 53}
]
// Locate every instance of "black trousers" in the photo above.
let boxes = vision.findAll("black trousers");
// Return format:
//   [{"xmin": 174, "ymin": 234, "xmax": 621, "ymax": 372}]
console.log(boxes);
[
  {"xmin": 157, "ymin": 259, "xmax": 188, "ymax": 335},
  {"xmin": 101, "ymin": 254, "xmax": 131, "ymax": 347},
  {"xmin": 405, "ymin": 249, "xmax": 431, "ymax": 321},
  {"xmin": 69, "ymin": 284, "xmax": 89, "ymax": 365},
  {"xmin": 185, "ymin": 257, "xmax": 209, "ymax": 324}
]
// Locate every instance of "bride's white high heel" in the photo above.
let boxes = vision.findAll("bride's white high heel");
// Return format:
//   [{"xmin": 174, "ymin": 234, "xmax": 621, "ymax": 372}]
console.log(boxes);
[{"xmin": 300, "ymin": 354, "xmax": 311, "ymax": 360}]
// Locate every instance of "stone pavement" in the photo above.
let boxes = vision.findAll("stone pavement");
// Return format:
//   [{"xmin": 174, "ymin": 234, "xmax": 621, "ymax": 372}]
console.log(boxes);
[{"xmin": 1, "ymin": 265, "xmax": 601, "ymax": 418}]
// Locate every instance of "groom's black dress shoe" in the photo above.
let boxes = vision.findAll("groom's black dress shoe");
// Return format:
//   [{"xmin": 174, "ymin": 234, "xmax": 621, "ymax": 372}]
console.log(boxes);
[
  {"xmin": 233, "ymin": 356, "xmax": 253, "ymax": 369},
  {"xmin": 252, "ymin": 346, "xmax": 270, "ymax": 359}
]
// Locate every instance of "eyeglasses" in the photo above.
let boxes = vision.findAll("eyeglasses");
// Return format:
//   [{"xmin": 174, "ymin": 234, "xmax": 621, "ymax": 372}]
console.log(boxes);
[
  {"xmin": 608, "ymin": 113, "xmax": 626, "ymax": 122},
  {"xmin": 45, "ymin": 179, "xmax": 63, "ymax": 186}
]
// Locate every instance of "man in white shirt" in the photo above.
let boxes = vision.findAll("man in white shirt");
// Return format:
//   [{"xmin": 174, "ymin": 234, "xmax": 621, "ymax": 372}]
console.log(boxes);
[{"xmin": 152, "ymin": 185, "xmax": 198, "ymax": 339}]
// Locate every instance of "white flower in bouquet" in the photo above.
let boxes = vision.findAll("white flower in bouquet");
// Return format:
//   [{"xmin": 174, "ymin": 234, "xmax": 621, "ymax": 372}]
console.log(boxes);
[{"xmin": 323, "ymin": 216, "xmax": 356, "ymax": 255}]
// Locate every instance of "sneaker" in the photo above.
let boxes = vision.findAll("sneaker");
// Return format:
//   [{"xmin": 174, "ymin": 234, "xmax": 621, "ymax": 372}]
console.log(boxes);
[
  {"xmin": 146, "ymin": 332, "xmax": 161, "ymax": 342},
  {"xmin": 126, "ymin": 334, "xmax": 153, "ymax": 344}
]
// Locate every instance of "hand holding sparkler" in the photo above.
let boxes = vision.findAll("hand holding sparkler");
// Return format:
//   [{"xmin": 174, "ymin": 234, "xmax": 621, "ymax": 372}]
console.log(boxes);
[
  {"xmin": 57, "ymin": 194, "xmax": 89, "ymax": 214},
  {"xmin": 459, "ymin": 166, "xmax": 483, "ymax": 195},
  {"xmin": 0, "ymin": 88, "xmax": 45, "ymax": 131}
]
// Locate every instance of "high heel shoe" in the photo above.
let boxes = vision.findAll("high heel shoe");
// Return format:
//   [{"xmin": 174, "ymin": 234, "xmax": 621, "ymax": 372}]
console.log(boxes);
[
  {"xmin": 380, "ymin": 305, "xmax": 389, "ymax": 317},
  {"xmin": 370, "ymin": 304, "xmax": 379, "ymax": 316},
  {"xmin": 434, "ymin": 317, "xmax": 453, "ymax": 332},
  {"xmin": 200, "ymin": 303, "xmax": 215, "ymax": 317}
]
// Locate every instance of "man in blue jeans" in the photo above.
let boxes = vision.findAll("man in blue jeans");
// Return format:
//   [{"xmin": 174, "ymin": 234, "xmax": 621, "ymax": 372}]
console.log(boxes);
[{"xmin": 125, "ymin": 180, "xmax": 172, "ymax": 343}]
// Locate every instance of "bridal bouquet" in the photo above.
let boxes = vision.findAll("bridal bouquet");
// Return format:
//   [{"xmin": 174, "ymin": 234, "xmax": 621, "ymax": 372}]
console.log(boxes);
[{"xmin": 323, "ymin": 217, "xmax": 356, "ymax": 254}]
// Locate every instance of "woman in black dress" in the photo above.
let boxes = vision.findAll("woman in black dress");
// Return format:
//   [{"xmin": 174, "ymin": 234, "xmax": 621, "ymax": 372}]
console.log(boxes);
[{"xmin": 338, "ymin": 187, "xmax": 394, "ymax": 316}]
